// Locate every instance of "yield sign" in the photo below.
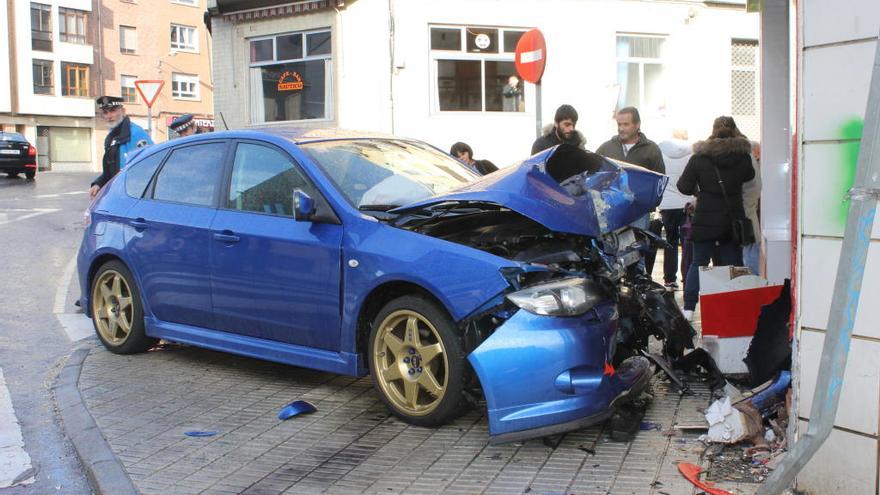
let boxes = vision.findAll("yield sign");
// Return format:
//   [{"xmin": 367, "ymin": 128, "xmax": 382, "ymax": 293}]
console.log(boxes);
[
  {"xmin": 515, "ymin": 29, "xmax": 547, "ymax": 84},
  {"xmin": 134, "ymin": 80, "xmax": 164, "ymax": 108}
]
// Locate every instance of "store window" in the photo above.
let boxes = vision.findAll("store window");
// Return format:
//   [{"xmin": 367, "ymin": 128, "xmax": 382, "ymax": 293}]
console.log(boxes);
[
  {"xmin": 731, "ymin": 39, "xmax": 760, "ymax": 140},
  {"xmin": 59, "ymin": 7, "xmax": 87, "ymax": 44},
  {"xmin": 616, "ymin": 34, "xmax": 667, "ymax": 114},
  {"xmin": 49, "ymin": 127, "xmax": 91, "ymax": 162},
  {"xmin": 120, "ymin": 25, "xmax": 137, "ymax": 54},
  {"xmin": 62, "ymin": 63, "xmax": 89, "ymax": 97},
  {"xmin": 31, "ymin": 3, "xmax": 52, "ymax": 52},
  {"xmin": 121, "ymin": 75, "xmax": 137, "ymax": 103},
  {"xmin": 248, "ymin": 29, "xmax": 332, "ymax": 123},
  {"xmin": 172, "ymin": 73, "xmax": 199, "ymax": 99},
  {"xmin": 430, "ymin": 25, "xmax": 526, "ymax": 112},
  {"xmin": 170, "ymin": 24, "xmax": 197, "ymax": 52},
  {"xmin": 33, "ymin": 60, "xmax": 53, "ymax": 95}
]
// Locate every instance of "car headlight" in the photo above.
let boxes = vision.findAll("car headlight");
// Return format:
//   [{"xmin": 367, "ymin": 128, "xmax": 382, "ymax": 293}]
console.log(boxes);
[{"xmin": 506, "ymin": 278, "xmax": 604, "ymax": 317}]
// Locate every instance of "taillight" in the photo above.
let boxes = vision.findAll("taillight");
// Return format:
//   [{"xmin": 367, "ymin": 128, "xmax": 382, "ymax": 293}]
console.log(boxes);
[{"xmin": 27, "ymin": 145, "xmax": 36, "ymax": 157}]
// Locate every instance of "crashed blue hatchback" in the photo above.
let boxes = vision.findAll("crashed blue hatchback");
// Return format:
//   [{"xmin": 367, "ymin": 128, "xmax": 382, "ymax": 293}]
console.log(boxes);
[{"xmin": 77, "ymin": 128, "xmax": 694, "ymax": 444}]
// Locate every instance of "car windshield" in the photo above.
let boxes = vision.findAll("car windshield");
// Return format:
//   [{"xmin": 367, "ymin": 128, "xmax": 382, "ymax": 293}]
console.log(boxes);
[
  {"xmin": 0, "ymin": 132, "xmax": 27, "ymax": 142},
  {"xmin": 300, "ymin": 139, "xmax": 476, "ymax": 209}
]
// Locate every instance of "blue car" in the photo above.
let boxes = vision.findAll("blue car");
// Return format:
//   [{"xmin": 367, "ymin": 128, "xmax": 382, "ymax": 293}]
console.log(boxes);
[{"xmin": 78, "ymin": 128, "xmax": 691, "ymax": 444}]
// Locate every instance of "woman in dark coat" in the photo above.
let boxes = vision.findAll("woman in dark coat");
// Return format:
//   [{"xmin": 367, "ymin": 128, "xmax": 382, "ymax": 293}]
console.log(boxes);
[{"xmin": 677, "ymin": 116, "xmax": 755, "ymax": 319}]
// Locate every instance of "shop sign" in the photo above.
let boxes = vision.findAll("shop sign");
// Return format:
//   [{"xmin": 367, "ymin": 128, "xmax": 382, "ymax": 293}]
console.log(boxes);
[{"xmin": 278, "ymin": 71, "xmax": 304, "ymax": 91}]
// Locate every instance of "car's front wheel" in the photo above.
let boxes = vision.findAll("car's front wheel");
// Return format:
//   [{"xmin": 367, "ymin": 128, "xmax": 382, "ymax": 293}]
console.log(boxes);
[
  {"xmin": 90, "ymin": 260, "xmax": 157, "ymax": 354},
  {"xmin": 24, "ymin": 171, "xmax": 35, "ymax": 180},
  {"xmin": 368, "ymin": 296, "xmax": 471, "ymax": 426}
]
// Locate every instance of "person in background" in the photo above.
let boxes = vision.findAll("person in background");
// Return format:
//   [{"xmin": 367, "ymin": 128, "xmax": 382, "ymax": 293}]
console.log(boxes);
[
  {"xmin": 450, "ymin": 142, "xmax": 498, "ymax": 176},
  {"xmin": 657, "ymin": 128, "xmax": 695, "ymax": 290},
  {"xmin": 742, "ymin": 140, "xmax": 762, "ymax": 276},
  {"xmin": 502, "ymin": 75, "xmax": 523, "ymax": 112},
  {"xmin": 677, "ymin": 116, "xmax": 755, "ymax": 321},
  {"xmin": 90, "ymin": 96, "xmax": 152, "ymax": 199},
  {"xmin": 169, "ymin": 114, "xmax": 198, "ymax": 138},
  {"xmin": 530, "ymin": 104, "xmax": 586, "ymax": 154}
]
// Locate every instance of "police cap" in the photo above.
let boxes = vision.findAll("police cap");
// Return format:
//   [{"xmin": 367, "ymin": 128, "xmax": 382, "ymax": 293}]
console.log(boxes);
[{"xmin": 95, "ymin": 96, "xmax": 124, "ymax": 110}]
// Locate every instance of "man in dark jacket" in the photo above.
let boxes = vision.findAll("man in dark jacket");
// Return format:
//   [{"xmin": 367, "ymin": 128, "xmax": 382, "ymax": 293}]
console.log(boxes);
[
  {"xmin": 450, "ymin": 142, "xmax": 498, "ymax": 175},
  {"xmin": 530, "ymin": 104, "xmax": 585, "ymax": 155},
  {"xmin": 595, "ymin": 107, "xmax": 665, "ymax": 173},
  {"xmin": 90, "ymin": 96, "xmax": 152, "ymax": 198}
]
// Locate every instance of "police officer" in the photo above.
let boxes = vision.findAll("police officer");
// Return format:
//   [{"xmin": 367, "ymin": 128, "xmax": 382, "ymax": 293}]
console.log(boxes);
[
  {"xmin": 90, "ymin": 96, "xmax": 152, "ymax": 198},
  {"xmin": 169, "ymin": 113, "xmax": 198, "ymax": 138}
]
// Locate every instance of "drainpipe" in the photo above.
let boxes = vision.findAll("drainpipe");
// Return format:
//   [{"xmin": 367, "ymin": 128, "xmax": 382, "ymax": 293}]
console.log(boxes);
[
  {"xmin": 387, "ymin": 0, "xmax": 395, "ymax": 134},
  {"xmin": 7, "ymin": 0, "xmax": 19, "ymax": 117},
  {"xmin": 756, "ymin": 28, "xmax": 880, "ymax": 495}
]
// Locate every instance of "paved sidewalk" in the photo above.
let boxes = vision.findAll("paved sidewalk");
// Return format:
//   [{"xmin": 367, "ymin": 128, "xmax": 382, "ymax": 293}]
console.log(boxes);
[{"xmin": 69, "ymin": 337, "xmax": 759, "ymax": 495}]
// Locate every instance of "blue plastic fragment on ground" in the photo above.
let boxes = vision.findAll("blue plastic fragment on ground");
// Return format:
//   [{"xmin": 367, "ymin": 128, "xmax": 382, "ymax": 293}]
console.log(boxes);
[
  {"xmin": 278, "ymin": 400, "xmax": 317, "ymax": 420},
  {"xmin": 184, "ymin": 430, "xmax": 218, "ymax": 437},
  {"xmin": 639, "ymin": 421, "xmax": 662, "ymax": 431}
]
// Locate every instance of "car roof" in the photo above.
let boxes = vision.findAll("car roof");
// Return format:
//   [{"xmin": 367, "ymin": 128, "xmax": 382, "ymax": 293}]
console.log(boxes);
[
  {"xmin": 203, "ymin": 127, "xmax": 415, "ymax": 145},
  {"xmin": 0, "ymin": 131, "xmax": 27, "ymax": 142}
]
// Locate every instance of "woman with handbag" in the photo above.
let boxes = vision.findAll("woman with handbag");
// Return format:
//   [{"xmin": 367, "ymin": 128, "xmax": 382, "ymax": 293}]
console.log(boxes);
[{"xmin": 676, "ymin": 116, "xmax": 756, "ymax": 320}]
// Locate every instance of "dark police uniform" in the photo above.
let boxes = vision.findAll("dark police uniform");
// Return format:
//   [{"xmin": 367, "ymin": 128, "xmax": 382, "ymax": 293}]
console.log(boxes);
[{"xmin": 92, "ymin": 96, "xmax": 152, "ymax": 189}]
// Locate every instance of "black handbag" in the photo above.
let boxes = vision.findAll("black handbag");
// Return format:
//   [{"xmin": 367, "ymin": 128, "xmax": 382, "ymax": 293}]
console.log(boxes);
[{"xmin": 713, "ymin": 165, "xmax": 756, "ymax": 245}]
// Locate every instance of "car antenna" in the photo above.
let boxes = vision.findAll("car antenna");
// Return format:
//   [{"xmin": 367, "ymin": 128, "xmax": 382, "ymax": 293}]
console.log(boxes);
[{"xmin": 219, "ymin": 112, "xmax": 229, "ymax": 130}]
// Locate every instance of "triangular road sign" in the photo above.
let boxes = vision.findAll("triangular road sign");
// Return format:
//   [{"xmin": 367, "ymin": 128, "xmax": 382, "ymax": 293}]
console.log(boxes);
[{"xmin": 134, "ymin": 80, "xmax": 164, "ymax": 108}]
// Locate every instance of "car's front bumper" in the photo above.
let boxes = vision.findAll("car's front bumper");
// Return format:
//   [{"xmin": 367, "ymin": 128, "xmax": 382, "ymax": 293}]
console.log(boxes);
[{"xmin": 468, "ymin": 302, "xmax": 652, "ymax": 444}]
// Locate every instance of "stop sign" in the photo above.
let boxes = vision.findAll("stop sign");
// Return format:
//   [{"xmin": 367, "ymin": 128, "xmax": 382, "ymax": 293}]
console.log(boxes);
[{"xmin": 515, "ymin": 29, "xmax": 547, "ymax": 84}]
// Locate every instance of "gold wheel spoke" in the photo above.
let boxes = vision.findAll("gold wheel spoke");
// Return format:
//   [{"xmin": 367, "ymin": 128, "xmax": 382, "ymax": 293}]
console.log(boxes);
[
  {"xmin": 382, "ymin": 332, "xmax": 405, "ymax": 357},
  {"xmin": 117, "ymin": 296, "xmax": 132, "ymax": 312},
  {"xmin": 405, "ymin": 316, "xmax": 421, "ymax": 347},
  {"xmin": 108, "ymin": 318, "xmax": 119, "ymax": 340},
  {"xmin": 418, "ymin": 368, "xmax": 443, "ymax": 397},
  {"xmin": 117, "ymin": 315, "xmax": 131, "ymax": 335},
  {"xmin": 403, "ymin": 380, "xmax": 420, "ymax": 408},
  {"xmin": 99, "ymin": 283, "xmax": 112, "ymax": 303},
  {"xmin": 419, "ymin": 343, "xmax": 443, "ymax": 366},
  {"xmin": 381, "ymin": 365, "xmax": 403, "ymax": 382},
  {"xmin": 110, "ymin": 275, "xmax": 122, "ymax": 298},
  {"xmin": 95, "ymin": 305, "xmax": 109, "ymax": 320}
]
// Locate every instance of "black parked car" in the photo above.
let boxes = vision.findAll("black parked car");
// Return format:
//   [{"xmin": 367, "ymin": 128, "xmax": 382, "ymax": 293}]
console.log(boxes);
[{"xmin": 0, "ymin": 132, "xmax": 37, "ymax": 179}]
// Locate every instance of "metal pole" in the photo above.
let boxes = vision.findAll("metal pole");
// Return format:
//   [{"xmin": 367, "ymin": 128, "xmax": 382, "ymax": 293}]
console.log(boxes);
[
  {"xmin": 147, "ymin": 106, "xmax": 153, "ymax": 139},
  {"xmin": 535, "ymin": 81, "xmax": 542, "ymax": 139},
  {"xmin": 757, "ymin": 29, "xmax": 880, "ymax": 495}
]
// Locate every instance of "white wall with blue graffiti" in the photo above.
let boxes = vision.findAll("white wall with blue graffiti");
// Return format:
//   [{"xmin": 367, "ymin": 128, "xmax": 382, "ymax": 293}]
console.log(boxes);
[{"xmin": 797, "ymin": 1, "xmax": 880, "ymax": 493}]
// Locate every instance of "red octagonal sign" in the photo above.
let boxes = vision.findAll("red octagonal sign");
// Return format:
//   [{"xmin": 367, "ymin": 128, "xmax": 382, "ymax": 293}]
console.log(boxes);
[{"xmin": 515, "ymin": 28, "xmax": 547, "ymax": 84}]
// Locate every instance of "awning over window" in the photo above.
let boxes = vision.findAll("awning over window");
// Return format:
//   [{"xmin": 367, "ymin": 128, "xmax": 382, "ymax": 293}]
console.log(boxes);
[{"xmin": 215, "ymin": 0, "xmax": 348, "ymax": 23}]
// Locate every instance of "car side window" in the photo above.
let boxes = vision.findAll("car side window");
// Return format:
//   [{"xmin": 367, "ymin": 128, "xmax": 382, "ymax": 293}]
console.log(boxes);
[
  {"xmin": 152, "ymin": 142, "xmax": 226, "ymax": 206},
  {"xmin": 125, "ymin": 151, "xmax": 165, "ymax": 198},
  {"xmin": 227, "ymin": 143, "xmax": 312, "ymax": 217}
]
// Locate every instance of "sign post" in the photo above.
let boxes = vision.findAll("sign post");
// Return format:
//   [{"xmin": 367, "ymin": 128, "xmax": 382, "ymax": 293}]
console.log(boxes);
[
  {"xmin": 134, "ymin": 80, "xmax": 164, "ymax": 138},
  {"xmin": 515, "ymin": 29, "xmax": 547, "ymax": 139}
]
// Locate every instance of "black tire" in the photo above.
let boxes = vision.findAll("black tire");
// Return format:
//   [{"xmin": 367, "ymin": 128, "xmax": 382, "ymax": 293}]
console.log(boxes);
[
  {"xmin": 25, "ymin": 171, "xmax": 35, "ymax": 180},
  {"xmin": 6, "ymin": 172, "xmax": 18, "ymax": 178},
  {"xmin": 368, "ymin": 295, "xmax": 471, "ymax": 427},
  {"xmin": 90, "ymin": 260, "xmax": 157, "ymax": 354}
]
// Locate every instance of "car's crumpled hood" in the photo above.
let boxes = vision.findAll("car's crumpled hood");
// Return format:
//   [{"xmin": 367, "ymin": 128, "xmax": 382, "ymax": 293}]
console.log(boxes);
[{"xmin": 392, "ymin": 145, "xmax": 668, "ymax": 238}]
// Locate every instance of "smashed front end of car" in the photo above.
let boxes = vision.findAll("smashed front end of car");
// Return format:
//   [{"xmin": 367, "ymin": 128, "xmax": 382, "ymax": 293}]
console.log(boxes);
[{"xmin": 390, "ymin": 144, "xmax": 696, "ymax": 443}]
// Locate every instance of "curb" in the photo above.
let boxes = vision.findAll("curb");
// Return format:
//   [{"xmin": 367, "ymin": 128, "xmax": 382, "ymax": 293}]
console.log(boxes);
[{"xmin": 55, "ymin": 344, "xmax": 139, "ymax": 495}]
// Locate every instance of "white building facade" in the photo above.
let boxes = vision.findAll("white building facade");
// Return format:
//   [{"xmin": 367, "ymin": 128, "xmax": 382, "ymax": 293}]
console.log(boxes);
[{"xmin": 209, "ymin": 0, "xmax": 759, "ymax": 167}]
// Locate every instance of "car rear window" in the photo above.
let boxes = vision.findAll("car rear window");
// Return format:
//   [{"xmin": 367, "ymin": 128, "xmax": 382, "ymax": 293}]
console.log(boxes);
[
  {"xmin": 153, "ymin": 142, "xmax": 226, "ymax": 206},
  {"xmin": 125, "ymin": 151, "xmax": 166, "ymax": 198},
  {"xmin": 0, "ymin": 132, "xmax": 27, "ymax": 143}
]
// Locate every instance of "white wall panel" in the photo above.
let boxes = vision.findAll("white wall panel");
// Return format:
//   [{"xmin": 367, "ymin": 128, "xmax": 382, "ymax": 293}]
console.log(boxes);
[
  {"xmin": 796, "ymin": 421, "xmax": 877, "ymax": 494},
  {"xmin": 804, "ymin": 0, "xmax": 880, "ymax": 47},
  {"xmin": 800, "ymin": 238, "xmax": 880, "ymax": 339}
]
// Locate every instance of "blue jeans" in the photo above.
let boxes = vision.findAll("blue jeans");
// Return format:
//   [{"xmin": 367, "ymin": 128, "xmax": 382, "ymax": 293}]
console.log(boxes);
[
  {"xmin": 742, "ymin": 242, "xmax": 760, "ymax": 276},
  {"xmin": 683, "ymin": 240, "xmax": 744, "ymax": 311}
]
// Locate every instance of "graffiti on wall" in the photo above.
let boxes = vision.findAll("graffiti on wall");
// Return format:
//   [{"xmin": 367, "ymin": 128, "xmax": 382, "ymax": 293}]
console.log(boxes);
[{"xmin": 836, "ymin": 118, "xmax": 863, "ymax": 226}]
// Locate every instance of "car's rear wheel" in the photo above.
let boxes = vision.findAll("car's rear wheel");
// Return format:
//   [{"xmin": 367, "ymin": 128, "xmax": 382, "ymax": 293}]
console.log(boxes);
[
  {"xmin": 368, "ymin": 296, "xmax": 471, "ymax": 426},
  {"xmin": 91, "ymin": 260, "xmax": 157, "ymax": 354},
  {"xmin": 6, "ymin": 172, "xmax": 18, "ymax": 178},
  {"xmin": 25, "ymin": 171, "xmax": 35, "ymax": 180}
]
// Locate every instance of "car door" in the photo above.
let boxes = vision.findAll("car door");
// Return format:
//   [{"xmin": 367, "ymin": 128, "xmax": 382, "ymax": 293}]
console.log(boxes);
[
  {"xmin": 209, "ymin": 140, "xmax": 344, "ymax": 350},
  {"xmin": 125, "ymin": 141, "xmax": 228, "ymax": 329}
]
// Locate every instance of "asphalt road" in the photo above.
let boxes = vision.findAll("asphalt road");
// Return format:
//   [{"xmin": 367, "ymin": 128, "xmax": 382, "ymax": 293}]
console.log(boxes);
[{"xmin": 0, "ymin": 171, "xmax": 96, "ymax": 494}]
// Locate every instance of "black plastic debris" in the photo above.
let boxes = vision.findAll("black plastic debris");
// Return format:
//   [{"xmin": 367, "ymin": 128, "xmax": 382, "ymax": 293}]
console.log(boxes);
[
  {"xmin": 674, "ymin": 348, "xmax": 725, "ymax": 390},
  {"xmin": 743, "ymin": 279, "xmax": 792, "ymax": 386},
  {"xmin": 277, "ymin": 400, "xmax": 317, "ymax": 420}
]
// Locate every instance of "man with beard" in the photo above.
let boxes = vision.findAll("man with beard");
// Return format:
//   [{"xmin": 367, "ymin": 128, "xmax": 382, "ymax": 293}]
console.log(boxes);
[
  {"xmin": 89, "ymin": 96, "xmax": 152, "ymax": 199},
  {"xmin": 530, "ymin": 104, "xmax": 585, "ymax": 154}
]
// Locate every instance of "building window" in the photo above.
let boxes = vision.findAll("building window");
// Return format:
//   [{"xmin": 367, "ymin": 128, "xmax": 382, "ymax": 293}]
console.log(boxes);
[
  {"xmin": 121, "ymin": 75, "xmax": 137, "ymax": 103},
  {"xmin": 731, "ymin": 39, "xmax": 760, "ymax": 140},
  {"xmin": 172, "ymin": 73, "xmax": 198, "ymax": 99},
  {"xmin": 430, "ymin": 26, "xmax": 526, "ymax": 112},
  {"xmin": 120, "ymin": 25, "xmax": 137, "ymax": 54},
  {"xmin": 616, "ymin": 34, "xmax": 667, "ymax": 115},
  {"xmin": 248, "ymin": 29, "xmax": 332, "ymax": 123},
  {"xmin": 33, "ymin": 60, "xmax": 53, "ymax": 95},
  {"xmin": 62, "ymin": 63, "xmax": 89, "ymax": 97},
  {"xmin": 31, "ymin": 3, "xmax": 52, "ymax": 52},
  {"xmin": 49, "ymin": 127, "xmax": 91, "ymax": 162},
  {"xmin": 59, "ymin": 7, "xmax": 87, "ymax": 44},
  {"xmin": 170, "ymin": 24, "xmax": 197, "ymax": 52}
]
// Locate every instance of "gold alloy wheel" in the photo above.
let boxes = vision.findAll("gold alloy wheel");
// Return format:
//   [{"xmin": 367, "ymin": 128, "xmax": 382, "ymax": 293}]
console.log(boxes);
[
  {"xmin": 372, "ymin": 309, "xmax": 448, "ymax": 416},
  {"xmin": 92, "ymin": 269, "xmax": 135, "ymax": 346}
]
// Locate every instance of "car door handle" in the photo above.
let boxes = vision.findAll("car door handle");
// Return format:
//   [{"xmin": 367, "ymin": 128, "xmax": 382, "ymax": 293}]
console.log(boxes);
[
  {"xmin": 130, "ymin": 218, "xmax": 148, "ymax": 230},
  {"xmin": 213, "ymin": 231, "xmax": 240, "ymax": 243}
]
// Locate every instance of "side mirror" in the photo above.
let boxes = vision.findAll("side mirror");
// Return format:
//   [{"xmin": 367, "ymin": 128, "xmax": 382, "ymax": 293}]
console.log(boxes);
[{"xmin": 292, "ymin": 189, "xmax": 316, "ymax": 221}]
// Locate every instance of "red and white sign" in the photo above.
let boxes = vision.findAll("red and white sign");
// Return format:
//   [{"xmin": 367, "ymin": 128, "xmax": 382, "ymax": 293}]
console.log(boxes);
[
  {"xmin": 134, "ymin": 80, "xmax": 164, "ymax": 108},
  {"xmin": 515, "ymin": 29, "xmax": 547, "ymax": 84}
]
